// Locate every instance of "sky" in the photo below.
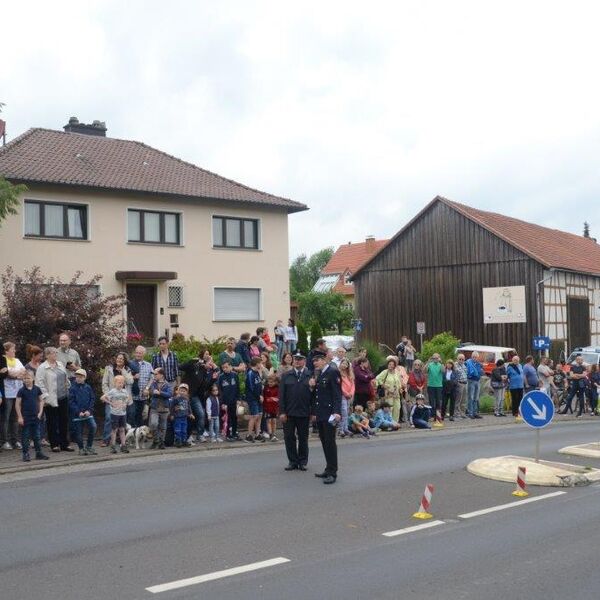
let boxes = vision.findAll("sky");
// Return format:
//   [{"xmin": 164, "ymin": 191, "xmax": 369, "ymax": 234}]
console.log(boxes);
[{"xmin": 3, "ymin": 0, "xmax": 600, "ymax": 260}]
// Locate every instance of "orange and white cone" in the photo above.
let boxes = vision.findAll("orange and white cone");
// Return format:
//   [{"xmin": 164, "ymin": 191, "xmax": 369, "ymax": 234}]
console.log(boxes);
[
  {"xmin": 512, "ymin": 466, "xmax": 529, "ymax": 497},
  {"xmin": 413, "ymin": 484, "xmax": 435, "ymax": 519}
]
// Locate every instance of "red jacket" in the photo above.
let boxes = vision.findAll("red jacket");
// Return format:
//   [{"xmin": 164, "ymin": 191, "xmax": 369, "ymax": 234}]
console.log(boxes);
[{"xmin": 263, "ymin": 384, "xmax": 279, "ymax": 414}]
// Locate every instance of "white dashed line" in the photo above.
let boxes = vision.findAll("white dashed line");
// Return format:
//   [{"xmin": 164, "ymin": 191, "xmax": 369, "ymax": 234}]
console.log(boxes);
[
  {"xmin": 145, "ymin": 557, "xmax": 291, "ymax": 594},
  {"xmin": 382, "ymin": 520, "xmax": 446, "ymax": 537},
  {"xmin": 458, "ymin": 491, "xmax": 567, "ymax": 519}
]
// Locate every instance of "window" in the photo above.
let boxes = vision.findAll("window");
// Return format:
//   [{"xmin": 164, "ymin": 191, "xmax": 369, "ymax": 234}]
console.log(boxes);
[
  {"xmin": 17, "ymin": 283, "xmax": 100, "ymax": 299},
  {"xmin": 344, "ymin": 271, "xmax": 353, "ymax": 285},
  {"xmin": 24, "ymin": 200, "xmax": 87, "ymax": 240},
  {"xmin": 212, "ymin": 216, "xmax": 259, "ymax": 249},
  {"xmin": 128, "ymin": 209, "xmax": 181, "ymax": 245},
  {"xmin": 214, "ymin": 288, "xmax": 261, "ymax": 321},
  {"xmin": 168, "ymin": 285, "xmax": 184, "ymax": 308}
]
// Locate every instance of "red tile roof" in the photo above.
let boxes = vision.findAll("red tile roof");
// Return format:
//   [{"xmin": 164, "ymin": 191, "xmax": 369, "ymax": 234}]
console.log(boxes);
[
  {"xmin": 0, "ymin": 128, "xmax": 306, "ymax": 212},
  {"xmin": 353, "ymin": 196, "xmax": 600, "ymax": 278}
]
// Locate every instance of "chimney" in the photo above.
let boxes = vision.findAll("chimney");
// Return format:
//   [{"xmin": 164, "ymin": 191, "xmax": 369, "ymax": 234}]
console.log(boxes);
[
  {"xmin": 63, "ymin": 116, "xmax": 107, "ymax": 137},
  {"xmin": 365, "ymin": 235, "xmax": 376, "ymax": 254}
]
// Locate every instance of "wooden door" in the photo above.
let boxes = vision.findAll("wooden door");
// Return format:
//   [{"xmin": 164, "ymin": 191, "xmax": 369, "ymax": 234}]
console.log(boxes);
[
  {"xmin": 126, "ymin": 284, "xmax": 156, "ymax": 342},
  {"xmin": 567, "ymin": 296, "xmax": 590, "ymax": 350}
]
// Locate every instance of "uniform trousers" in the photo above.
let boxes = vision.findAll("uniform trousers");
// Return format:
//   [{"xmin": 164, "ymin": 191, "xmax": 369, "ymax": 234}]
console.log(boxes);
[
  {"xmin": 283, "ymin": 416, "xmax": 309, "ymax": 466},
  {"xmin": 317, "ymin": 421, "xmax": 338, "ymax": 477}
]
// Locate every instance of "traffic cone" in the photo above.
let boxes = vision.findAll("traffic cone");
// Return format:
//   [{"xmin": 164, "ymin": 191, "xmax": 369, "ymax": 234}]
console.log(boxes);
[
  {"xmin": 512, "ymin": 466, "xmax": 529, "ymax": 497},
  {"xmin": 413, "ymin": 484, "xmax": 435, "ymax": 519}
]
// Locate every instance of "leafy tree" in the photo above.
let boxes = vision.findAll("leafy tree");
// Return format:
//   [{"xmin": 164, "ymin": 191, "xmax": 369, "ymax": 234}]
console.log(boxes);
[
  {"xmin": 289, "ymin": 247, "xmax": 334, "ymax": 299},
  {"xmin": 297, "ymin": 290, "xmax": 352, "ymax": 332},
  {"xmin": 309, "ymin": 322, "xmax": 323, "ymax": 348},
  {"xmin": 419, "ymin": 331, "xmax": 461, "ymax": 362},
  {"xmin": 358, "ymin": 339, "xmax": 387, "ymax": 373},
  {"xmin": 297, "ymin": 322, "xmax": 309, "ymax": 355},
  {"xmin": 0, "ymin": 176, "xmax": 27, "ymax": 227},
  {"xmin": 0, "ymin": 267, "xmax": 127, "ymax": 390}
]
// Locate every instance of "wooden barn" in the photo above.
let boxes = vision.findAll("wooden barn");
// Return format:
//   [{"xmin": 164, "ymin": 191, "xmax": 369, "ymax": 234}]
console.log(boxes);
[{"xmin": 352, "ymin": 197, "xmax": 600, "ymax": 357}]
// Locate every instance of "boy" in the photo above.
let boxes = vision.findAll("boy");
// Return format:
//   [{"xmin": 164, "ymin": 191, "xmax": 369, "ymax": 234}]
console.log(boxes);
[
  {"xmin": 146, "ymin": 368, "xmax": 173, "ymax": 450},
  {"xmin": 15, "ymin": 371, "xmax": 49, "ymax": 462},
  {"xmin": 170, "ymin": 383, "xmax": 194, "ymax": 447},
  {"xmin": 262, "ymin": 373, "xmax": 280, "ymax": 442},
  {"xmin": 68, "ymin": 368, "xmax": 98, "ymax": 455},
  {"xmin": 244, "ymin": 357, "xmax": 264, "ymax": 442},
  {"xmin": 373, "ymin": 401, "xmax": 400, "ymax": 431},
  {"xmin": 349, "ymin": 405, "xmax": 374, "ymax": 438},
  {"xmin": 218, "ymin": 361, "xmax": 241, "ymax": 441},
  {"xmin": 410, "ymin": 394, "xmax": 432, "ymax": 429},
  {"xmin": 101, "ymin": 374, "xmax": 131, "ymax": 453}
]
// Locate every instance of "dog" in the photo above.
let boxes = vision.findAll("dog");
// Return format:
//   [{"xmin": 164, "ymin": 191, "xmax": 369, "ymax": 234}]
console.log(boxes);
[{"xmin": 125, "ymin": 424, "xmax": 152, "ymax": 449}]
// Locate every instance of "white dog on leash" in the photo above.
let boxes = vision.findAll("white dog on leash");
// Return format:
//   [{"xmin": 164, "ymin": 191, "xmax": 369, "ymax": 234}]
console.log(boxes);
[{"xmin": 125, "ymin": 424, "xmax": 152, "ymax": 449}]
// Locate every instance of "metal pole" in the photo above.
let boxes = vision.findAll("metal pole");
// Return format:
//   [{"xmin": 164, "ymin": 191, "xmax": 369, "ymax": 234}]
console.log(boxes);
[
  {"xmin": 535, "ymin": 429, "xmax": 540, "ymax": 463},
  {"xmin": 419, "ymin": 333, "xmax": 423, "ymax": 352}
]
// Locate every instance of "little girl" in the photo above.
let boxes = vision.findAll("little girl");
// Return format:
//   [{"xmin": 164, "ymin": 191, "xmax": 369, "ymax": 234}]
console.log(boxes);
[
  {"xmin": 262, "ymin": 374, "xmax": 280, "ymax": 442},
  {"xmin": 339, "ymin": 359, "xmax": 354, "ymax": 438},
  {"xmin": 205, "ymin": 384, "xmax": 223, "ymax": 442}
]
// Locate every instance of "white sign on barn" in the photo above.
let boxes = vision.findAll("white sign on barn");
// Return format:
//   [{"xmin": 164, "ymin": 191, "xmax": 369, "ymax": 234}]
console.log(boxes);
[{"xmin": 482, "ymin": 286, "xmax": 527, "ymax": 324}]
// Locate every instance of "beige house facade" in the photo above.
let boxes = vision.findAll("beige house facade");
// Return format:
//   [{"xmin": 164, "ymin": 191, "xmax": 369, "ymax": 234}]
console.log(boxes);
[{"xmin": 0, "ymin": 119, "xmax": 306, "ymax": 342}]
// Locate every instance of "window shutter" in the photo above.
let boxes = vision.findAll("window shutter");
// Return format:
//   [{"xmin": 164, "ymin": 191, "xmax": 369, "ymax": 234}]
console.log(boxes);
[{"xmin": 214, "ymin": 288, "xmax": 261, "ymax": 321}]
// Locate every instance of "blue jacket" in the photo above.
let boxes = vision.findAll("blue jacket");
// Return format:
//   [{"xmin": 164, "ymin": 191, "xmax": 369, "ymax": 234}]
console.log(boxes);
[
  {"xmin": 373, "ymin": 408, "xmax": 395, "ymax": 428},
  {"xmin": 466, "ymin": 358, "xmax": 484, "ymax": 381},
  {"xmin": 218, "ymin": 371, "xmax": 240, "ymax": 405},
  {"xmin": 523, "ymin": 363, "xmax": 539, "ymax": 388},
  {"xmin": 148, "ymin": 380, "xmax": 173, "ymax": 411},
  {"xmin": 506, "ymin": 363, "xmax": 524, "ymax": 389},
  {"xmin": 68, "ymin": 382, "xmax": 96, "ymax": 418},
  {"xmin": 245, "ymin": 369, "xmax": 263, "ymax": 402}
]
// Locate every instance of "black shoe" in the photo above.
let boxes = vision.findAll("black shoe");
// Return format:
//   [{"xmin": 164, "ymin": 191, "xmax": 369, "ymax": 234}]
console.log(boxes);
[
  {"xmin": 449, "ymin": 416, "xmax": 454, "ymax": 421},
  {"xmin": 284, "ymin": 464, "xmax": 298, "ymax": 471},
  {"xmin": 474, "ymin": 415, "xmax": 483, "ymax": 419},
  {"xmin": 323, "ymin": 475, "xmax": 337, "ymax": 484},
  {"xmin": 314, "ymin": 472, "xmax": 327, "ymax": 478},
  {"xmin": 120, "ymin": 445, "xmax": 129, "ymax": 453},
  {"xmin": 35, "ymin": 453, "xmax": 49, "ymax": 460},
  {"xmin": 23, "ymin": 453, "xmax": 31, "ymax": 462},
  {"xmin": 298, "ymin": 465, "xmax": 307, "ymax": 471},
  {"xmin": 158, "ymin": 442, "xmax": 165, "ymax": 450},
  {"xmin": 62, "ymin": 446, "xmax": 75, "ymax": 452}
]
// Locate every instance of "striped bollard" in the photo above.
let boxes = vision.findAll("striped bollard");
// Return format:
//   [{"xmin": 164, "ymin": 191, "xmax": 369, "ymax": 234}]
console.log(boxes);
[
  {"xmin": 512, "ymin": 466, "xmax": 529, "ymax": 497},
  {"xmin": 413, "ymin": 484, "xmax": 434, "ymax": 519}
]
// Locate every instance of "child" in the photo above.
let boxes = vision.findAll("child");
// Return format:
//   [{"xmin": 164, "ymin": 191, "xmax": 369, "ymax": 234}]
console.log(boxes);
[
  {"xmin": 365, "ymin": 399, "xmax": 379, "ymax": 428},
  {"xmin": 146, "ymin": 368, "xmax": 172, "ymax": 450},
  {"xmin": 410, "ymin": 394, "xmax": 432, "ymax": 429},
  {"xmin": 262, "ymin": 373, "xmax": 280, "ymax": 442},
  {"xmin": 349, "ymin": 405, "xmax": 374, "ymax": 438},
  {"xmin": 218, "ymin": 361, "xmax": 240, "ymax": 441},
  {"xmin": 15, "ymin": 371, "xmax": 48, "ymax": 462},
  {"xmin": 101, "ymin": 374, "xmax": 131, "ymax": 453},
  {"xmin": 220, "ymin": 403, "xmax": 229, "ymax": 440},
  {"xmin": 205, "ymin": 384, "xmax": 223, "ymax": 442},
  {"xmin": 373, "ymin": 401, "xmax": 400, "ymax": 431},
  {"xmin": 170, "ymin": 383, "xmax": 194, "ymax": 447},
  {"xmin": 244, "ymin": 357, "xmax": 264, "ymax": 442},
  {"xmin": 68, "ymin": 368, "xmax": 97, "ymax": 455}
]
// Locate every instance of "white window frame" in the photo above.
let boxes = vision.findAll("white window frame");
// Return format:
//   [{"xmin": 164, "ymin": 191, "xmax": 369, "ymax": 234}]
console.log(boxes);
[{"xmin": 212, "ymin": 286, "xmax": 263, "ymax": 322}]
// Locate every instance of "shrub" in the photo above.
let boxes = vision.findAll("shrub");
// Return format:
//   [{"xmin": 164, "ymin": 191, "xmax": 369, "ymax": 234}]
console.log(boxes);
[
  {"xmin": 297, "ymin": 323, "xmax": 309, "ymax": 355},
  {"xmin": 419, "ymin": 331, "xmax": 461, "ymax": 362},
  {"xmin": 146, "ymin": 334, "xmax": 228, "ymax": 364},
  {"xmin": 0, "ymin": 267, "xmax": 126, "ymax": 391},
  {"xmin": 479, "ymin": 395, "xmax": 495, "ymax": 414},
  {"xmin": 359, "ymin": 339, "xmax": 387, "ymax": 373},
  {"xmin": 309, "ymin": 322, "xmax": 323, "ymax": 349}
]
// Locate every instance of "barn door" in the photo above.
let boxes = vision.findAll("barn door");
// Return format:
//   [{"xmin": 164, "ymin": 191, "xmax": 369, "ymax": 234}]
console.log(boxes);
[
  {"xmin": 127, "ymin": 284, "xmax": 157, "ymax": 342},
  {"xmin": 567, "ymin": 296, "xmax": 590, "ymax": 350}
]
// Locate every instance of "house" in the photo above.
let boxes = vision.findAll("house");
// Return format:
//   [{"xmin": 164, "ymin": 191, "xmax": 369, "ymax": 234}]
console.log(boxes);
[
  {"xmin": 313, "ymin": 236, "xmax": 388, "ymax": 310},
  {"xmin": 0, "ymin": 117, "xmax": 307, "ymax": 342},
  {"xmin": 352, "ymin": 196, "xmax": 600, "ymax": 356}
]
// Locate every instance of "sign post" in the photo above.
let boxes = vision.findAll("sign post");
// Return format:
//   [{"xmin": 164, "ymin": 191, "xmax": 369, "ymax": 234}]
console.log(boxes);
[
  {"xmin": 416, "ymin": 322, "xmax": 426, "ymax": 351},
  {"xmin": 519, "ymin": 390, "xmax": 555, "ymax": 463}
]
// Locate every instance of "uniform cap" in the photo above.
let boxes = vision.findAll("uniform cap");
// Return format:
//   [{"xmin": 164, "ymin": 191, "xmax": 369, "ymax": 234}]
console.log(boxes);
[{"xmin": 292, "ymin": 352, "xmax": 306, "ymax": 360}]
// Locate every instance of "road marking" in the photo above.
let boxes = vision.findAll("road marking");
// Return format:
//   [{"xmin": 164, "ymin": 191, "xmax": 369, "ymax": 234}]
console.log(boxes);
[
  {"xmin": 458, "ymin": 491, "xmax": 567, "ymax": 519},
  {"xmin": 382, "ymin": 520, "xmax": 446, "ymax": 537},
  {"xmin": 146, "ymin": 557, "xmax": 291, "ymax": 594}
]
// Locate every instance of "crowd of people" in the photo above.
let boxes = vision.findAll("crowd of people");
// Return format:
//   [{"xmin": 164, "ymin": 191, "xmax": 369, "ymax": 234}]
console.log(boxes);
[{"xmin": 1, "ymin": 326, "xmax": 599, "ymax": 465}]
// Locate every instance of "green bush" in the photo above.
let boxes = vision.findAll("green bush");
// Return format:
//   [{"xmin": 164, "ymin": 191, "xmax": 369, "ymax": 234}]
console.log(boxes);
[
  {"xmin": 359, "ymin": 339, "xmax": 387, "ymax": 373},
  {"xmin": 419, "ymin": 331, "xmax": 461, "ymax": 362},
  {"xmin": 297, "ymin": 323, "xmax": 309, "ymax": 355},
  {"xmin": 310, "ymin": 322, "xmax": 323, "ymax": 349},
  {"xmin": 479, "ymin": 394, "xmax": 495, "ymax": 414},
  {"xmin": 146, "ymin": 334, "xmax": 228, "ymax": 364}
]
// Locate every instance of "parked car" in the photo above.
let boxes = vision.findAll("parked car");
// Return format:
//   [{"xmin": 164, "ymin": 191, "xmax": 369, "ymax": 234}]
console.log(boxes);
[
  {"xmin": 564, "ymin": 346, "xmax": 600, "ymax": 372},
  {"xmin": 455, "ymin": 344, "xmax": 517, "ymax": 376}
]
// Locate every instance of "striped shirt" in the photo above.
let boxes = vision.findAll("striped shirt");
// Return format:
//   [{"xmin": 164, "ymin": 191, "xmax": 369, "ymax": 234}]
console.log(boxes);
[{"xmin": 151, "ymin": 351, "xmax": 179, "ymax": 383}]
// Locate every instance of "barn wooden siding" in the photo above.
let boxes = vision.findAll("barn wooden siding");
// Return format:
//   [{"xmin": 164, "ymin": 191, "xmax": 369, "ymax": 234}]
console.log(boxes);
[{"xmin": 354, "ymin": 200, "xmax": 544, "ymax": 356}]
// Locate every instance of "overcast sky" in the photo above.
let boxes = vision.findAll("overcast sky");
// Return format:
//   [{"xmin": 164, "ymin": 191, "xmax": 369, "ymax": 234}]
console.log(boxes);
[{"xmin": 4, "ymin": 0, "xmax": 600, "ymax": 259}]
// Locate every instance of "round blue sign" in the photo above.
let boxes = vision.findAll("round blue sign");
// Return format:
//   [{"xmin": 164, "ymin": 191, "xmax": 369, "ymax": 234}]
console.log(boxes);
[{"xmin": 519, "ymin": 390, "xmax": 555, "ymax": 429}]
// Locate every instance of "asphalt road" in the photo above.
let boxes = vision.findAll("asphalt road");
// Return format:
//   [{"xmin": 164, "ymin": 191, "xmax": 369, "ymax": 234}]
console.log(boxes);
[{"xmin": 1, "ymin": 420, "xmax": 600, "ymax": 600}]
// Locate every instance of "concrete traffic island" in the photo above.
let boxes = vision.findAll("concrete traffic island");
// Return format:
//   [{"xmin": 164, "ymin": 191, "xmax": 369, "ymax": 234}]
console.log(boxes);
[
  {"xmin": 467, "ymin": 455, "xmax": 600, "ymax": 487},
  {"xmin": 558, "ymin": 442, "xmax": 600, "ymax": 459}
]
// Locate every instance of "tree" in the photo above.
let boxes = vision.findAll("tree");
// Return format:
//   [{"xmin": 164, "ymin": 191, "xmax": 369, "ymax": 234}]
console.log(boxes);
[
  {"xmin": 419, "ymin": 331, "xmax": 461, "ymax": 363},
  {"xmin": 310, "ymin": 322, "xmax": 323, "ymax": 348},
  {"xmin": 289, "ymin": 247, "xmax": 334, "ymax": 299},
  {"xmin": 297, "ymin": 323, "xmax": 309, "ymax": 355},
  {"xmin": 0, "ymin": 176, "xmax": 27, "ymax": 228},
  {"xmin": 296, "ymin": 290, "xmax": 351, "ymax": 332},
  {"xmin": 0, "ymin": 267, "xmax": 127, "ymax": 390}
]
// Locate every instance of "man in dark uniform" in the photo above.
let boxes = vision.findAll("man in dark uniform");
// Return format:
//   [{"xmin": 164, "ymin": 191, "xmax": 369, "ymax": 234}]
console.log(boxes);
[
  {"xmin": 279, "ymin": 353, "xmax": 313, "ymax": 471},
  {"xmin": 311, "ymin": 351, "xmax": 342, "ymax": 484}
]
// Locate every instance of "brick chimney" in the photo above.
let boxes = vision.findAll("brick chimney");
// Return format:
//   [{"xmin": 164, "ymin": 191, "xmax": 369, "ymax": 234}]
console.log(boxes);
[
  {"xmin": 63, "ymin": 116, "xmax": 107, "ymax": 137},
  {"xmin": 365, "ymin": 235, "xmax": 376, "ymax": 254}
]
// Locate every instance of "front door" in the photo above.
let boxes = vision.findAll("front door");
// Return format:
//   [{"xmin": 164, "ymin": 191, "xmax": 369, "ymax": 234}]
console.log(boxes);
[
  {"xmin": 567, "ymin": 296, "xmax": 590, "ymax": 350},
  {"xmin": 127, "ymin": 284, "xmax": 156, "ymax": 343}
]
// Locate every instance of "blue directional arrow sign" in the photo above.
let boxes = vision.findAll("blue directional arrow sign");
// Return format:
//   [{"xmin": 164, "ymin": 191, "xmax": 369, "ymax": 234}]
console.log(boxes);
[{"xmin": 519, "ymin": 390, "xmax": 555, "ymax": 429}]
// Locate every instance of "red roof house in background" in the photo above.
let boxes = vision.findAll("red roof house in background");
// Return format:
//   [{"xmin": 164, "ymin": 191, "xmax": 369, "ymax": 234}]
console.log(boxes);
[{"xmin": 313, "ymin": 236, "xmax": 389, "ymax": 308}]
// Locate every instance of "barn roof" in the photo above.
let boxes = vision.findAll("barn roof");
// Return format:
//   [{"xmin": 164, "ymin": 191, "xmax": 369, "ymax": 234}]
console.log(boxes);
[{"xmin": 353, "ymin": 196, "xmax": 600, "ymax": 278}]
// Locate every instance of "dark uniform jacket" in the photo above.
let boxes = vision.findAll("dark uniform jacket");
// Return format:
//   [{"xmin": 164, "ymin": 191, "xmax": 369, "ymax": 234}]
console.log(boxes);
[
  {"xmin": 312, "ymin": 365, "xmax": 342, "ymax": 422},
  {"xmin": 279, "ymin": 368, "xmax": 313, "ymax": 417}
]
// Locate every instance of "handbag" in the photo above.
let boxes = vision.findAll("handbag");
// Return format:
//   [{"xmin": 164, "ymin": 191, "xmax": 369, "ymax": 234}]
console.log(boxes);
[{"xmin": 377, "ymin": 372, "xmax": 389, "ymax": 399}]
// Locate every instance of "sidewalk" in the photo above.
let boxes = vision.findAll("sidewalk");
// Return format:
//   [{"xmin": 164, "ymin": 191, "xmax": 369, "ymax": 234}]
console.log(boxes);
[{"xmin": 0, "ymin": 412, "xmax": 589, "ymax": 475}]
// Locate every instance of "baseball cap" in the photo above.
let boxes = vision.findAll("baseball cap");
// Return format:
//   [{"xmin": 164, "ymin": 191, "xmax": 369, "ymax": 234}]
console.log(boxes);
[{"xmin": 75, "ymin": 368, "xmax": 87, "ymax": 378}]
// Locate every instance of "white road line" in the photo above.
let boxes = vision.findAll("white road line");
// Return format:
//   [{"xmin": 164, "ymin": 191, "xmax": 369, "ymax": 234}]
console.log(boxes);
[
  {"xmin": 382, "ymin": 520, "xmax": 446, "ymax": 537},
  {"xmin": 458, "ymin": 491, "xmax": 567, "ymax": 519},
  {"xmin": 146, "ymin": 557, "xmax": 291, "ymax": 594}
]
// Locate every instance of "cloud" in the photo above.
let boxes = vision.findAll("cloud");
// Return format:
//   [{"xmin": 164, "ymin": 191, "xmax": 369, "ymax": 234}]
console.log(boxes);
[{"xmin": 3, "ymin": 0, "xmax": 600, "ymax": 260}]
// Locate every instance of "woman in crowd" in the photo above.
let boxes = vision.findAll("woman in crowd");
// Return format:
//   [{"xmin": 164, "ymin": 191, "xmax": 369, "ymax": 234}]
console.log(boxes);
[
  {"xmin": 283, "ymin": 319, "xmax": 298, "ymax": 354},
  {"xmin": 274, "ymin": 320, "xmax": 285, "ymax": 361},
  {"xmin": 35, "ymin": 346, "xmax": 72, "ymax": 452},
  {"xmin": 101, "ymin": 352, "xmax": 134, "ymax": 447},
  {"xmin": 407, "ymin": 359, "xmax": 427, "ymax": 402},
  {"xmin": 353, "ymin": 357, "xmax": 375, "ymax": 409},
  {"xmin": 376, "ymin": 356, "xmax": 403, "ymax": 424},
  {"xmin": 338, "ymin": 358, "xmax": 354, "ymax": 438},
  {"xmin": 277, "ymin": 352, "xmax": 294, "ymax": 378},
  {"xmin": 441, "ymin": 359, "xmax": 459, "ymax": 421},
  {"xmin": 490, "ymin": 359, "xmax": 508, "ymax": 417},
  {"xmin": 404, "ymin": 339, "xmax": 416, "ymax": 371},
  {"xmin": 394, "ymin": 358, "xmax": 410, "ymax": 422},
  {"xmin": 260, "ymin": 351, "xmax": 274, "ymax": 382},
  {"xmin": 506, "ymin": 355, "xmax": 524, "ymax": 420},
  {"xmin": 249, "ymin": 336, "xmax": 261, "ymax": 360},
  {"xmin": 2, "ymin": 342, "xmax": 26, "ymax": 450}
]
